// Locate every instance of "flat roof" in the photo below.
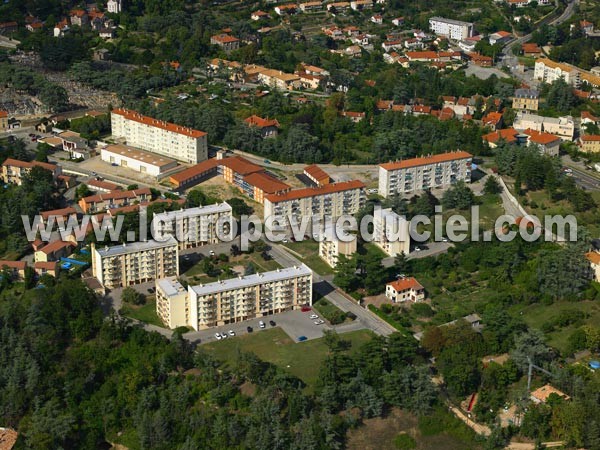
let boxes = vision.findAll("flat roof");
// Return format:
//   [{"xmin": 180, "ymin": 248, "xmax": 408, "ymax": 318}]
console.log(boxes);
[
  {"xmin": 429, "ymin": 16, "xmax": 473, "ymax": 26},
  {"xmin": 102, "ymin": 144, "xmax": 177, "ymax": 169},
  {"xmin": 191, "ymin": 264, "xmax": 312, "ymax": 296},
  {"xmin": 95, "ymin": 235, "xmax": 178, "ymax": 257},
  {"xmin": 157, "ymin": 277, "xmax": 187, "ymax": 297},
  {"xmin": 153, "ymin": 203, "xmax": 232, "ymax": 221},
  {"xmin": 380, "ymin": 151, "xmax": 472, "ymax": 171}
]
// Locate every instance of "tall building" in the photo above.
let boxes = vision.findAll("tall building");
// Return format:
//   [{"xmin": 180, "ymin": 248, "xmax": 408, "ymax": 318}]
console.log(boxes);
[
  {"xmin": 378, "ymin": 151, "xmax": 472, "ymax": 198},
  {"xmin": 428, "ymin": 17, "xmax": 474, "ymax": 40},
  {"xmin": 513, "ymin": 112, "xmax": 575, "ymax": 141},
  {"xmin": 92, "ymin": 237, "xmax": 179, "ymax": 289},
  {"xmin": 534, "ymin": 58, "xmax": 580, "ymax": 86},
  {"xmin": 152, "ymin": 203, "xmax": 233, "ymax": 249},
  {"xmin": 110, "ymin": 108, "xmax": 208, "ymax": 164},
  {"xmin": 156, "ymin": 265, "xmax": 313, "ymax": 330},
  {"xmin": 263, "ymin": 180, "xmax": 366, "ymax": 229},
  {"xmin": 318, "ymin": 224, "xmax": 357, "ymax": 267},
  {"xmin": 373, "ymin": 208, "xmax": 410, "ymax": 256},
  {"xmin": 107, "ymin": 0, "xmax": 122, "ymax": 13}
]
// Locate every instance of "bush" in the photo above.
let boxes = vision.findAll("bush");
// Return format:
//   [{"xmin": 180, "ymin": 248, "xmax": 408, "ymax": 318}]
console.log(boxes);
[
  {"xmin": 394, "ymin": 433, "xmax": 416, "ymax": 450},
  {"xmin": 122, "ymin": 286, "xmax": 146, "ymax": 305},
  {"xmin": 412, "ymin": 302, "xmax": 434, "ymax": 317}
]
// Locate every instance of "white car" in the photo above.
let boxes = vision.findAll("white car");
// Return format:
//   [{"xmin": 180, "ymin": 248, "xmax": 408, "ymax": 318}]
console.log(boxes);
[
  {"xmin": 309, "ymin": 314, "xmax": 319, "ymax": 320},
  {"xmin": 314, "ymin": 320, "xmax": 325, "ymax": 325},
  {"xmin": 259, "ymin": 321, "xmax": 266, "ymax": 328},
  {"xmin": 221, "ymin": 333, "xmax": 227, "ymax": 339},
  {"xmin": 228, "ymin": 330, "xmax": 235, "ymax": 336},
  {"xmin": 209, "ymin": 250, "xmax": 215, "ymax": 256},
  {"xmin": 214, "ymin": 333, "xmax": 222, "ymax": 340}
]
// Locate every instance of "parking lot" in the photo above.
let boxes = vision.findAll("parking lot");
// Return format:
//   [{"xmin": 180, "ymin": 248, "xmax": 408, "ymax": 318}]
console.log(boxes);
[{"xmin": 184, "ymin": 308, "xmax": 340, "ymax": 345}]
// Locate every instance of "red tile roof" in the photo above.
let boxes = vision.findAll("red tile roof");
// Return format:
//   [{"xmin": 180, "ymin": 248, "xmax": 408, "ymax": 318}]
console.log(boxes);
[
  {"xmin": 1, "ymin": 158, "xmax": 57, "ymax": 172},
  {"xmin": 243, "ymin": 171, "xmax": 290, "ymax": 194},
  {"xmin": 406, "ymin": 51, "xmax": 438, "ymax": 60},
  {"xmin": 0, "ymin": 260, "xmax": 27, "ymax": 270},
  {"xmin": 34, "ymin": 261, "xmax": 59, "ymax": 271},
  {"xmin": 87, "ymin": 179, "xmax": 122, "ymax": 191},
  {"xmin": 304, "ymin": 164, "xmax": 331, "ymax": 183},
  {"xmin": 483, "ymin": 128, "xmax": 519, "ymax": 144},
  {"xmin": 41, "ymin": 207, "xmax": 77, "ymax": 220},
  {"xmin": 0, "ymin": 427, "xmax": 18, "ymax": 450},
  {"xmin": 387, "ymin": 277, "xmax": 423, "ymax": 292},
  {"xmin": 111, "ymin": 109, "xmax": 207, "ymax": 139},
  {"xmin": 586, "ymin": 251, "xmax": 600, "ymax": 265},
  {"xmin": 244, "ymin": 115, "xmax": 280, "ymax": 128},
  {"xmin": 220, "ymin": 156, "xmax": 263, "ymax": 176},
  {"xmin": 211, "ymin": 33, "xmax": 240, "ymax": 44},
  {"xmin": 169, "ymin": 159, "xmax": 219, "ymax": 184},
  {"xmin": 524, "ymin": 129, "xmax": 560, "ymax": 145},
  {"xmin": 483, "ymin": 111, "xmax": 503, "ymax": 126},
  {"xmin": 38, "ymin": 239, "xmax": 75, "ymax": 255},
  {"xmin": 380, "ymin": 151, "xmax": 472, "ymax": 171},
  {"xmin": 581, "ymin": 134, "xmax": 600, "ymax": 142},
  {"xmin": 265, "ymin": 180, "xmax": 365, "ymax": 203}
]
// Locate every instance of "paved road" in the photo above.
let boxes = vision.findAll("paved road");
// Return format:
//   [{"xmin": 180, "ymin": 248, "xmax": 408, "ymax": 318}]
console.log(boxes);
[{"xmin": 267, "ymin": 242, "xmax": 397, "ymax": 336}]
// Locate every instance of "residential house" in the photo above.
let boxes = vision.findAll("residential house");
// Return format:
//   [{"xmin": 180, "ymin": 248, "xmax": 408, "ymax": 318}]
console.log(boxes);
[
  {"xmin": 586, "ymin": 251, "xmax": 600, "ymax": 280},
  {"xmin": 210, "ymin": 34, "xmax": 240, "ymax": 52},
  {"xmin": 99, "ymin": 28, "xmax": 115, "ymax": 39},
  {"xmin": 385, "ymin": 277, "xmax": 425, "ymax": 303},
  {"xmin": 534, "ymin": 58, "xmax": 580, "ymax": 86},
  {"xmin": 0, "ymin": 22, "xmax": 18, "ymax": 34},
  {"xmin": 299, "ymin": 2, "xmax": 323, "ymax": 12},
  {"xmin": 522, "ymin": 42, "xmax": 541, "ymax": 57},
  {"xmin": 371, "ymin": 14, "xmax": 383, "ymax": 25},
  {"xmin": 579, "ymin": 135, "xmax": 600, "ymax": 153},
  {"xmin": 341, "ymin": 111, "xmax": 366, "ymax": 122},
  {"xmin": 392, "ymin": 17, "xmax": 404, "ymax": 26},
  {"xmin": 0, "ymin": 111, "xmax": 7, "ymax": 131},
  {"xmin": 70, "ymin": 9, "xmax": 89, "ymax": 27},
  {"xmin": 512, "ymin": 88, "xmax": 539, "ymax": 111},
  {"xmin": 274, "ymin": 4, "xmax": 297, "ymax": 15},
  {"xmin": 524, "ymin": 129, "xmax": 561, "ymax": 156},
  {"xmin": 1, "ymin": 158, "xmax": 62, "ymax": 185},
  {"xmin": 530, "ymin": 384, "xmax": 570, "ymax": 404},
  {"xmin": 488, "ymin": 31, "xmax": 511, "ymax": 45},
  {"xmin": 244, "ymin": 115, "xmax": 280, "ymax": 138},
  {"xmin": 482, "ymin": 128, "xmax": 522, "ymax": 148},
  {"xmin": 26, "ymin": 22, "xmax": 43, "ymax": 32},
  {"xmin": 54, "ymin": 19, "xmax": 69, "ymax": 37},
  {"xmin": 327, "ymin": 2, "xmax": 351, "ymax": 11},
  {"xmin": 251, "ymin": 10, "xmax": 269, "ymax": 20},
  {"xmin": 34, "ymin": 239, "xmax": 76, "ymax": 263},
  {"xmin": 350, "ymin": 0, "xmax": 373, "ymax": 10},
  {"xmin": 34, "ymin": 261, "xmax": 60, "ymax": 278},
  {"xmin": 468, "ymin": 52, "xmax": 493, "ymax": 67},
  {"xmin": 59, "ymin": 130, "xmax": 91, "ymax": 159},
  {"xmin": 513, "ymin": 112, "xmax": 575, "ymax": 140},
  {"xmin": 78, "ymin": 187, "xmax": 152, "ymax": 213},
  {"xmin": 0, "ymin": 260, "xmax": 27, "ymax": 280},
  {"xmin": 482, "ymin": 111, "xmax": 503, "ymax": 130}
]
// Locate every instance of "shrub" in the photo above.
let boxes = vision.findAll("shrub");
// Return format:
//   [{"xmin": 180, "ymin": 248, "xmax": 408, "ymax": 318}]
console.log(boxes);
[{"xmin": 394, "ymin": 433, "xmax": 416, "ymax": 450}]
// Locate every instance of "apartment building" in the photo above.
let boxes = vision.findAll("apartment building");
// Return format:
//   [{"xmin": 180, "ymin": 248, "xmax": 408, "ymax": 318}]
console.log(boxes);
[
  {"xmin": 152, "ymin": 203, "xmax": 233, "ymax": 249},
  {"xmin": 385, "ymin": 277, "xmax": 425, "ymax": 303},
  {"xmin": 318, "ymin": 224, "xmax": 357, "ymax": 267},
  {"xmin": 373, "ymin": 208, "xmax": 410, "ymax": 256},
  {"xmin": 156, "ymin": 265, "xmax": 312, "ymax": 330},
  {"xmin": 512, "ymin": 88, "xmax": 539, "ymax": 111},
  {"xmin": 263, "ymin": 180, "xmax": 366, "ymax": 229},
  {"xmin": 110, "ymin": 108, "xmax": 208, "ymax": 164},
  {"xmin": 92, "ymin": 237, "xmax": 179, "ymax": 289},
  {"xmin": 101, "ymin": 144, "xmax": 178, "ymax": 177},
  {"xmin": 428, "ymin": 17, "xmax": 474, "ymax": 40},
  {"xmin": 513, "ymin": 112, "xmax": 575, "ymax": 141},
  {"xmin": 78, "ymin": 187, "xmax": 152, "ymax": 213},
  {"xmin": 378, "ymin": 151, "xmax": 473, "ymax": 198},
  {"xmin": 534, "ymin": 58, "xmax": 580, "ymax": 86},
  {"xmin": 579, "ymin": 135, "xmax": 600, "ymax": 153},
  {"xmin": 1, "ymin": 158, "xmax": 62, "ymax": 185}
]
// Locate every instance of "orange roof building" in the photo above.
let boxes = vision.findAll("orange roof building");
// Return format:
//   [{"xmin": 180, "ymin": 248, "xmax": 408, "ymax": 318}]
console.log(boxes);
[
  {"xmin": 482, "ymin": 128, "xmax": 521, "ymax": 147},
  {"xmin": 304, "ymin": 164, "xmax": 331, "ymax": 186},
  {"xmin": 385, "ymin": 277, "xmax": 425, "ymax": 302},
  {"xmin": 244, "ymin": 115, "xmax": 280, "ymax": 138},
  {"xmin": 530, "ymin": 384, "xmax": 570, "ymax": 404}
]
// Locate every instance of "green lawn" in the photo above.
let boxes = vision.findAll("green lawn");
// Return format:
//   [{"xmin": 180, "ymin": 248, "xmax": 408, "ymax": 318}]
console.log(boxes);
[
  {"xmin": 511, "ymin": 300, "xmax": 600, "ymax": 354},
  {"xmin": 120, "ymin": 298, "xmax": 163, "ymax": 327},
  {"xmin": 282, "ymin": 240, "xmax": 334, "ymax": 275},
  {"xmin": 201, "ymin": 328, "xmax": 374, "ymax": 389},
  {"xmin": 184, "ymin": 251, "xmax": 282, "ymax": 282},
  {"xmin": 312, "ymin": 297, "xmax": 353, "ymax": 324}
]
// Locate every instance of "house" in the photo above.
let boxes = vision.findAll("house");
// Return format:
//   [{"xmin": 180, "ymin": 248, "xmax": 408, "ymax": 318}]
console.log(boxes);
[
  {"xmin": 59, "ymin": 130, "xmax": 90, "ymax": 160},
  {"xmin": 299, "ymin": 1, "xmax": 323, "ymax": 12},
  {"xmin": 251, "ymin": 10, "xmax": 269, "ymax": 20},
  {"xmin": 524, "ymin": 129, "xmax": 561, "ymax": 156},
  {"xmin": 0, "ymin": 111, "xmax": 7, "ymax": 131},
  {"xmin": 34, "ymin": 261, "xmax": 60, "ymax": 278},
  {"xmin": 70, "ymin": 9, "xmax": 89, "ymax": 27},
  {"xmin": 40, "ymin": 207, "xmax": 78, "ymax": 225},
  {"xmin": 54, "ymin": 19, "xmax": 69, "ymax": 37},
  {"xmin": 343, "ymin": 45, "xmax": 362, "ymax": 57},
  {"xmin": 392, "ymin": 17, "xmax": 404, "ymax": 26},
  {"xmin": 88, "ymin": 178, "xmax": 121, "ymax": 193},
  {"xmin": 341, "ymin": 111, "xmax": 365, "ymax": 123},
  {"xmin": 0, "ymin": 427, "xmax": 18, "ymax": 450},
  {"xmin": 350, "ymin": 0, "xmax": 373, "ymax": 10},
  {"xmin": 586, "ymin": 251, "xmax": 600, "ymax": 280},
  {"xmin": 371, "ymin": 14, "xmax": 383, "ymax": 25},
  {"xmin": 296, "ymin": 72, "xmax": 324, "ymax": 90},
  {"xmin": 0, "ymin": 260, "xmax": 27, "ymax": 280},
  {"xmin": 94, "ymin": 48, "xmax": 110, "ymax": 61},
  {"xmin": 459, "ymin": 40, "xmax": 477, "ymax": 52},
  {"xmin": 99, "ymin": 28, "xmax": 115, "ymax": 39},
  {"xmin": 482, "ymin": 128, "xmax": 522, "ymax": 148},
  {"xmin": 34, "ymin": 239, "xmax": 76, "ymax": 263},
  {"xmin": 323, "ymin": 25, "xmax": 344, "ymax": 39},
  {"xmin": 0, "ymin": 21, "xmax": 18, "ymax": 34},
  {"xmin": 579, "ymin": 135, "xmax": 600, "ymax": 153},
  {"xmin": 210, "ymin": 34, "xmax": 240, "ymax": 52},
  {"xmin": 468, "ymin": 52, "xmax": 493, "ymax": 67},
  {"xmin": 26, "ymin": 22, "xmax": 44, "ymax": 32},
  {"xmin": 513, "ymin": 88, "xmax": 539, "ymax": 111},
  {"xmin": 513, "ymin": 112, "xmax": 575, "ymax": 140},
  {"xmin": 344, "ymin": 26, "xmax": 360, "ymax": 36},
  {"xmin": 385, "ymin": 277, "xmax": 425, "ymax": 303},
  {"xmin": 488, "ymin": 31, "xmax": 511, "ymax": 45},
  {"xmin": 580, "ymin": 20, "xmax": 594, "ymax": 35},
  {"xmin": 107, "ymin": 0, "xmax": 123, "ymax": 13},
  {"xmin": 530, "ymin": 384, "xmax": 570, "ymax": 404},
  {"xmin": 581, "ymin": 111, "xmax": 598, "ymax": 126},
  {"xmin": 78, "ymin": 187, "xmax": 152, "ymax": 213},
  {"xmin": 522, "ymin": 42, "xmax": 541, "ymax": 58},
  {"xmin": 244, "ymin": 115, "xmax": 280, "ymax": 138},
  {"xmin": 1, "ymin": 158, "xmax": 62, "ymax": 185},
  {"xmin": 482, "ymin": 111, "xmax": 503, "ymax": 130},
  {"xmin": 274, "ymin": 4, "xmax": 297, "ymax": 15}
]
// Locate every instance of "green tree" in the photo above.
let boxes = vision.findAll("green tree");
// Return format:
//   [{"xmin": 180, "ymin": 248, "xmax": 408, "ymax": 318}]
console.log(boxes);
[{"xmin": 484, "ymin": 176, "xmax": 502, "ymax": 195}]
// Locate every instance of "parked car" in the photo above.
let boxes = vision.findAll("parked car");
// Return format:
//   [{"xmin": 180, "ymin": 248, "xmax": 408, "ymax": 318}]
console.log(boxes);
[
  {"xmin": 309, "ymin": 314, "xmax": 319, "ymax": 320},
  {"xmin": 298, "ymin": 336, "xmax": 308, "ymax": 342},
  {"xmin": 228, "ymin": 330, "xmax": 235, "ymax": 336},
  {"xmin": 209, "ymin": 250, "xmax": 215, "ymax": 256},
  {"xmin": 314, "ymin": 319, "xmax": 325, "ymax": 325},
  {"xmin": 269, "ymin": 320, "xmax": 276, "ymax": 326},
  {"xmin": 221, "ymin": 333, "xmax": 227, "ymax": 339},
  {"xmin": 259, "ymin": 320, "xmax": 265, "ymax": 328},
  {"xmin": 214, "ymin": 333, "xmax": 222, "ymax": 340},
  {"xmin": 301, "ymin": 306, "xmax": 312, "ymax": 312},
  {"xmin": 247, "ymin": 326, "xmax": 253, "ymax": 333}
]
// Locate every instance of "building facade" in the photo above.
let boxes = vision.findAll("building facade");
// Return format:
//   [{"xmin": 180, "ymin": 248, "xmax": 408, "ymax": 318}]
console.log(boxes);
[
  {"xmin": 101, "ymin": 144, "xmax": 178, "ymax": 177},
  {"xmin": 428, "ymin": 17, "xmax": 474, "ymax": 40},
  {"xmin": 318, "ymin": 224, "xmax": 357, "ymax": 267},
  {"xmin": 373, "ymin": 208, "xmax": 410, "ymax": 256},
  {"xmin": 579, "ymin": 135, "xmax": 600, "ymax": 152},
  {"xmin": 92, "ymin": 237, "xmax": 179, "ymax": 289},
  {"xmin": 378, "ymin": 151, "xmax": 473, "ymax": 198},
  {"xmin": 534, "ymin": 58, "xmax": 580, "ymax": 86},
  {"xmin": 263, "ymin": 180, "xmax": 366, "ymax": 229},
  {"xmin": 111, "ymin": 108, "xmax": 208, "ymax": 164},
  {"xmin": 513, "ymin": 112, "xmax": 575, "ymax": 141},
  {"xmin": 156, "ymin": 265, "xmax": 313, "ymax": 330},
  {"xmin": 152, "ymin": 203, "xmax": 233, "ymax": 249},
  {"xmin": 1, "ymin": 158, "xmax": 62, "ymax": 185},
  {"xmin": 512, "ymin": 88, "xmax": 539, "ymax": 111},
  {"xmin": 385, "ymin": 277, "xmax": 425, "ymax": 303}
]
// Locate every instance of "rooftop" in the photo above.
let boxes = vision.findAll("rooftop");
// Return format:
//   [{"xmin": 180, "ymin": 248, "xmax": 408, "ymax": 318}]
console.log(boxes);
[
  {"xmin": 265, "ymin": 180, "xmax": 365, "ymax": 203},
  {"xmin": 95, "ymin": 235, "xmax": 178, "ymax": 258},
  {"xmin": 387, "ymin": 277, "xmax": 424, "ymax": 292},
  {"xmin": 157, "ymin": 277, "xmax": 187, "ymax": 297},
  {"xmin": 111, "ymin": 108, "xmax": 207, "ymax": 139},
  {"xmin": 380, "ymin": 150, "xmax": 472, "ymax": 171},
  {"xmin": 152, "ymin": 203, "xmax": 232, "ymax": 222},
  {"xmin": 190, "ymin": 264, "xmax": 312, "ymax": 296},
  {"xmin": 530, "ymin": 384, "xmax": 570, "ymax": 403},
  {"xmin": 243, "ymin": 171, "xmax": 290, "ymax": 194},
  {"xmin": 304, "ymin": 164, "xmax": 331, "ymax": 182},
  {"xmin": 102, "ymin": 144, "xmax": 177, "ymax": 169},
  {"xmin": 244, "ymin": 115, "xmax": 280, "ymax": 128}
]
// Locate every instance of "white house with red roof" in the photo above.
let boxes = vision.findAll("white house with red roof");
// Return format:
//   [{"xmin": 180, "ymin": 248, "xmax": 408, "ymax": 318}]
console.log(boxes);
[{"xmin": 385, "ymin": 277, "xmax": 425, "ymax": 303}]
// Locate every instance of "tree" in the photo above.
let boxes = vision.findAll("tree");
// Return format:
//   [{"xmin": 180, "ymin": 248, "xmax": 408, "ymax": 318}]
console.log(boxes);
[
  {"xmin": 121, "ymin": 286, "xmax": 145, "ymax": 305},
  {"xmin": 333, "ymin": 255, "xmax": 358, "ymax": 291},
  {"xmin": 441, "ymin": 181, "xmax": 475, "ymax": 210},
  {"xmin": 484, "ymin": 176, "xmax": 502, "ymax": 195},
  {"xmin": 537, "ymin": 244, "xmax": 592, "ymax": 300},
  {"xmin": 510, "ymin": 329, "xmax": 553, "ymax": 371},
  {"xmin": 75, "ymin": 184, "xmax": 92, "ymax": 201}
]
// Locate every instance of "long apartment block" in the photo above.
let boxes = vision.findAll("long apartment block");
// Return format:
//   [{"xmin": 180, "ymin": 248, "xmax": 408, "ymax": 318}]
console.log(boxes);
[
  {"xmin": 156, "ymin": 265, "xmax": 313, "ymax": 330},
  {"xmin": 92, "ymin": 236, "xmax": 179, "ymax": 289},
  {"xmin": 378, "ymin": 151, "xmax": 472, "ymax": 198},
  {"xmin": 263, "ymin": 180, "xmax": 366, "ymax": 228},
  {"xmin": 111, "ymin": 108, "xmax": 208, "ymax": 164},
  {"xmin": 151, "ymin": 203, "xmax": 233, "ymax": 249}
]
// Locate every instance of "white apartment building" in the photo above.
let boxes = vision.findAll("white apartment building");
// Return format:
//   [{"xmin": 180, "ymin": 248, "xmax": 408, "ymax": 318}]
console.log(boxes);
[
  {"xmin": 534, "ymin": 58, "xmax": 580, "ymax": 86},
  {"xmin": 92, "ymin": 236, "xmax": 179, "ymax": 289},
  {"xmin": 101, "ymin": 144, "xmax": 178, "ymax": 177},
  {"xmin": 152, "ymin": 203, "xmax": 233, "ymax": 249},
  {"xmin": 263, "ymin": 180, "xmax": 366, "ymax": 230},
  {"xmin": 373, "ymin": 208, "xmax": 410, "ymax": 256},
  {"xmin": 111, "ymin": 108, "xmax": 208, "ymax": 164},
  {"xmin": 318, "ymin": 224, "xmax": 357, "ymax": 267},
  {"xmin": 156, "ymin": 265, "xmax": 313, "ymax": 330},
  {"xmin": 107, "ymin": 0, "xmax": 122, "ymax": 13},
  {"xmin": 513, "ymin": 112, "xmax": 575, "ymax": 141},
  {"xmin": 429, "ymin": 17, "xmax": 474, "ymax": 40},
  {"xmin": 378, "ymin": 151, "xmax": 473, "ymax": 198}
]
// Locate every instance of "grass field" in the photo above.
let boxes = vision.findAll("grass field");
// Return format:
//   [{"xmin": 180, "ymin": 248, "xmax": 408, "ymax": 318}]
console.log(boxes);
[
  {"xmin": 282, "ymin": 240, "xmax": 334, "ymax": 275},
  {"xmin": 184, "ymin": 251, "xmax": 282, "ymax": 282},
  {"xmin": 511, "ymin": 300, "xmax": 600, "ymax": 353},
  {"xmin": 201, "ymin": 328, "xmax": 374, "ymax": 389},
  {"xmin": 120, "ymin": 298, "xmax": 163, "ymax": 327},
  {"xmin": 312, "ymin": 297, "xmax": 353, "ymax": 324}
]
